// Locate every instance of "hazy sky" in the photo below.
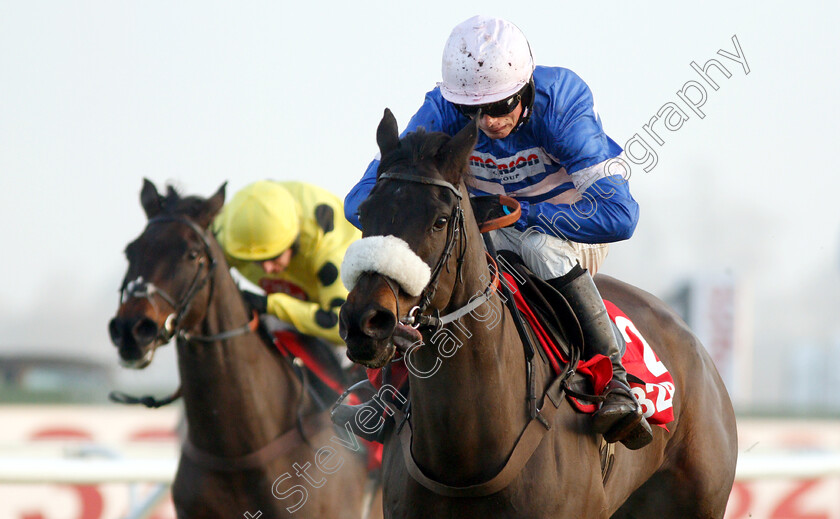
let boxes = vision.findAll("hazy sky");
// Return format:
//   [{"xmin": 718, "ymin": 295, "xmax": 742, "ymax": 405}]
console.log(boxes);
[{"xmin": 1, "ymin": 2, "xmax": 838, "ymax": 401}]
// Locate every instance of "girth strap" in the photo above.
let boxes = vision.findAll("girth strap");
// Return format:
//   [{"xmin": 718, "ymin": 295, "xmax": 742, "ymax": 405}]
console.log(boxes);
[
  {"xmin": 181, "ymin": 412, "xmax": 330, "ymax": 472},
  {"xmin": 391, "ymin": 372, "xmax": 569, "ymax": 498}
]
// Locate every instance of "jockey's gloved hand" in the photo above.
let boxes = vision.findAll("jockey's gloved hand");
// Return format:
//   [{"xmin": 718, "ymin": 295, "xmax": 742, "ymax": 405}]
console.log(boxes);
[
  {"xmin": 471, "ymin": 195, "xmax": 508, "ymax": 222},
  {"xmin": 241, "ymin": 290, "xmax": 268, "ymax": 314}
]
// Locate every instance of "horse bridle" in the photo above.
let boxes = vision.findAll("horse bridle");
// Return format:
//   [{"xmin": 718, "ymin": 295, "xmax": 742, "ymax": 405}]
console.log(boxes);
[
  {"xmin": 115, "ymin": 214, "xmax": 324, "ymax": 462},
  {"xmin": 366, "ymin": 175, "xmax": 585, "ymax": 499},
  {"xmin": 118, "ymin": 215, "xmax": 252, "ymax": 344},
  {"xmin": 376, "ymin": 172, "xmax": 493, "ymax": 331}
]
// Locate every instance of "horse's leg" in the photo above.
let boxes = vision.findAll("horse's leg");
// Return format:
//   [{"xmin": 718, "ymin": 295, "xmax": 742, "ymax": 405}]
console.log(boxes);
[
  {"xmin": 611, "ymin": 366, "xmax": 737, "ymax": 518},
  {"xmin": 596, "ymin": 275, "xmax": 738, "ymax": 519},
  {"xmin": 611, "ymin": 463, "xmax": 731, "ymax": 519},
  {"xmin": 364, "ymin": 478, "xmax": 385, "ymax": 519}
]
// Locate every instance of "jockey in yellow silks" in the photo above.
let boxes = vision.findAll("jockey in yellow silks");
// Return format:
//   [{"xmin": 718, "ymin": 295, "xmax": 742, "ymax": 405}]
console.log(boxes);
[{"xmin": 214, "ymin": 180, "xmax": 360, "ymax": 345}]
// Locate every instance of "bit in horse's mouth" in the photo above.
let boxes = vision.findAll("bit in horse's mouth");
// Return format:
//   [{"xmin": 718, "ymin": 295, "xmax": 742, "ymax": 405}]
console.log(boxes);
[{"xmin": 393, "ymin": 323, "xmax": 423, "ymax": 354}]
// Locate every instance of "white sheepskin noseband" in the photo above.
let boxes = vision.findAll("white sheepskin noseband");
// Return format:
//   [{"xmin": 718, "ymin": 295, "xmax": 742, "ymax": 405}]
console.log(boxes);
[{"xmin": 341, "ymin": 236, "xmax": 431, "ymax": 296}]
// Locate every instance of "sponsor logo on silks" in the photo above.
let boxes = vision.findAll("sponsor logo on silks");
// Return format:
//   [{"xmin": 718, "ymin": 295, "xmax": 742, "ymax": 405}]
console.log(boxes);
[
  {"xmin": 468, "ymin": 148, "xmax": 545, "ymax": 184},
  {"xmin": 260, "ymin": 278, "xmax": 309, "ymax": 301}
]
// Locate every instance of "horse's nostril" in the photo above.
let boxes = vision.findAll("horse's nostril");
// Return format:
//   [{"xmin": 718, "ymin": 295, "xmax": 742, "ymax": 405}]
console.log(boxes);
[
  {"xmin": 108, "ymin": 317, "xmax": 123, "ymax": 346},
  {"xmin": 132, "ymin": 318, "xmax": 159, "ymax": 346},
  {"xmin": 361, "ymin": 308, "xmax": 397, "ymax": 340}
]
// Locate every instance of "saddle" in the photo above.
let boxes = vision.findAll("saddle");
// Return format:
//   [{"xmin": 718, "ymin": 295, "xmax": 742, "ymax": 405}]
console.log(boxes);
[
  {"xmin": 496, "ymin": 252, "xmax": 609, "ymax": 399},
  {"xmin": 496, "ymin": 252, "xmax": 675, "ymax": 429},
  {"xmin": 472, "ymin": 195, "xmax": 626, "ymax": 402},
  {"xmin": 495, "ymin": 254, "xmax": 622, "ymax": 483}
]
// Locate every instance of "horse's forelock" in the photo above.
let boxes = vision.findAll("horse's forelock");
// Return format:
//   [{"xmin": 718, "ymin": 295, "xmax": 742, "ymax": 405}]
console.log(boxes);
[
  {"xmin": 179, "ymin": 197, "xmax": 211, "ymax": 220},
  {"xmin": 161, "ymin": 184, "xmax": 182, "ymax": 212},
  {"xmin": 160, "ymin": 185, "xmax": 207, "ymax": 220},
  {"xmin": 379, "ymin": 130, "xmax": 464, "ymax": 184}
]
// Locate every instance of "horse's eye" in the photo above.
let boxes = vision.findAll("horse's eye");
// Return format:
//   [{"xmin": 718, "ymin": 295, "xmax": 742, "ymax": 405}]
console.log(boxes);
[
  {"xmin": 433, "ymin": 217, "xmax": 448, "ymax": 231},
  {"xmin": 187, "ymin": 250, "xmax": 200, "ymax": 261}
]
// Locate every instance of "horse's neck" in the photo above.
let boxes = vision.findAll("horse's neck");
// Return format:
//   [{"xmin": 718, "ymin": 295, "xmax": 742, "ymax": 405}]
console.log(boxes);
[
  {"xmin": 177, "ymin": 266, "xmax": 302, "ymax": 457},
  {"xmin": 407, "ymin": 236, "xmax": 546, "ymax": 481}
]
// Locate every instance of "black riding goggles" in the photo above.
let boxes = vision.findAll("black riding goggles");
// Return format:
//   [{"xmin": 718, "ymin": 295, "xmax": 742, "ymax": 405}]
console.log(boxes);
[{"xmin": 455, "ymin": 91, "xmax": 522, "ymax": 118}]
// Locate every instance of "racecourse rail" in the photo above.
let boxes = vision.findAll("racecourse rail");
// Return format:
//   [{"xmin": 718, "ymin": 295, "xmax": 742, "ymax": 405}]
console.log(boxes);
[{"xmin": 1, "ymin": 452, "xmax": 840, "ymax": 483}]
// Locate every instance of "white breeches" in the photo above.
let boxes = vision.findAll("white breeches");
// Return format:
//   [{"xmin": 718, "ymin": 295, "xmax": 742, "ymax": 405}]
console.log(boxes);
[{"xmin": 487, "ymin": 227, "xmax": 609, "ymax": 279}]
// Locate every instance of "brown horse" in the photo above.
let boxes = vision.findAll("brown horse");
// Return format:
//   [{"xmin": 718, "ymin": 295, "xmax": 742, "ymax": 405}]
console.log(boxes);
[
  {"xmin": 339, "ymin": 109, "xmax": 738, "ymax": 518},
  {"xmin": 108, "ymin": 180, "xmax": 381, "ymax": 519}
]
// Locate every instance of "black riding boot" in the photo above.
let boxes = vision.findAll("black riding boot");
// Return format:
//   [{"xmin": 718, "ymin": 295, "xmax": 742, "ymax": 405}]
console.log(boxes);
[{"xmin": 549, "ymin": 265, "xmax": 653, "ymax": 450}]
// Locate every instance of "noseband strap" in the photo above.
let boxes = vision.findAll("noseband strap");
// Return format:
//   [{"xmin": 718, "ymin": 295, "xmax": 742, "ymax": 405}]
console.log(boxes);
[
  {"xmin": 119, "ymin": 215, "xmax": 217, "ymax": 344},
  {"xmin": 119, "ymin": 215, "xmax": 252, "ymax": 345}
]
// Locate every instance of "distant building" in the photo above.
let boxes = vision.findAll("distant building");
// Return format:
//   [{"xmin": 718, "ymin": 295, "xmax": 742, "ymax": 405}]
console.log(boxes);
[
  {"xmin": 0, "ymin": 355, "xmax": 113, "ymax": 404},
  {"xmin": 668, "ymin": 272, "xmax": 754, "ymax": 407}
]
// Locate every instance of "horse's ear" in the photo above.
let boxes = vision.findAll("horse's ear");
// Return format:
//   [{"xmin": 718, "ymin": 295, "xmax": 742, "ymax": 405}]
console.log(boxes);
[
  {"xmin": 437, "ymin": 117, "xmax": 479, "ymax": 182},
  {"xmin": 140, "ymin": 178, "xmax": 163, "ymax": 219},
  {"xmin": 376, "ymin": 108, "xmax": 400, "ymax": 166},
  {"xmin": 197, "ymin": 182, "xmax": 227, "ymax": 229}
]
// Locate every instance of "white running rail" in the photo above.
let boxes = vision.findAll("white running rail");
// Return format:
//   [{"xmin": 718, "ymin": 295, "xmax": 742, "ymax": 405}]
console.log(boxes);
[{"xmin": 1, "ymin": 451, "xmax": 840, "ymax": 484}]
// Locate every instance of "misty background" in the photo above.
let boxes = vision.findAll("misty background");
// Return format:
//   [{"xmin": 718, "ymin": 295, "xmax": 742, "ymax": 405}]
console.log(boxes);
[{"xmin": 1, "ymin": 1, "xmax": 838, "ymax": 412}]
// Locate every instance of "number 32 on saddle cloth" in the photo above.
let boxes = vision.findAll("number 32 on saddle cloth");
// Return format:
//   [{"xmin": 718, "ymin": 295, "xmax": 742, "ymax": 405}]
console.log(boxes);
[
  {"xmin": 474, "ymin": 194, "xmax": 675, "ymax": 427},
  {"xmin": 366, "ymin": 274, "xmax": 676, "ymax": 430},
  {"xmin": 502, "ymin": 270, "xmax": 675, "ymax": 428}
]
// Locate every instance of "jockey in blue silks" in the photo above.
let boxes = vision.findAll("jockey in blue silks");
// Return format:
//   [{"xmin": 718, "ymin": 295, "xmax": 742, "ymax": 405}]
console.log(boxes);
[{"xmin": 342, "ymin": 15, "xmax": 651, "ymax": 450}]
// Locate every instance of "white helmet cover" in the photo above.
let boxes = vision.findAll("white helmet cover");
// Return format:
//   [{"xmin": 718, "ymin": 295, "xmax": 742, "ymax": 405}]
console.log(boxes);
[{"xmin": 438, "ymin": 15, "xmax": 535, "ymax": 105}]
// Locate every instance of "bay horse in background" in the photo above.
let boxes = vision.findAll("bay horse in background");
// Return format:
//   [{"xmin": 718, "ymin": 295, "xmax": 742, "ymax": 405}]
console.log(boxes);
[
  {"xmin": 339, "ymin": 109, "xmax": 738, "ymax": 518},
  {"xmin": 108, "ymin": 180, "xmax": 381, "ymax": 519}
]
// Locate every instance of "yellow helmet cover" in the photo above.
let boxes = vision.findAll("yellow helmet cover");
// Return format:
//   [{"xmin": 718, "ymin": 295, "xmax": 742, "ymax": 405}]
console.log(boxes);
[{"xmin": 218, "ymin": 180, "xmax": 300, "ymax": 261}]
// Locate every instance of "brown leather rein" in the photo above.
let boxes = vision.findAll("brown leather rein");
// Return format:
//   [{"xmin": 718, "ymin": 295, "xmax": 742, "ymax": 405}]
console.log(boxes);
[{"xmin": 477, "ymin": 194, "xmax": 522, "ymax": 233}]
